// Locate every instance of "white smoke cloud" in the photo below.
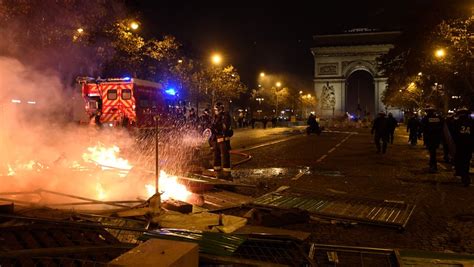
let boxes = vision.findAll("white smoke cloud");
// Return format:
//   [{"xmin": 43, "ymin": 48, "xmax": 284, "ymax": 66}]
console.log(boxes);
[{"xmin": 0, "ymin": 57, "xmax": 205, "ymax": 206}]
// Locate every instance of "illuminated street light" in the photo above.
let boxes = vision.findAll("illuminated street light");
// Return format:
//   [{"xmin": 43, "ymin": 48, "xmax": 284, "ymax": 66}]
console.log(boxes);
[
  {"xmin": 130, "ymin": 21, "xmax": 139, "ymax": 30},
  {"xmin": 276, "ymin": 82, "xmax": 282, "ymax": 87},
  {"xmin": 211, "ymin": 54, "xmax": 222, "ymax": 65},
  {"xmin": 418, "ymin": 72, "xmax": 422, "ymax": 76},
  {"xmin": 178, "ymin": 59, "xmax": 183, "ymax": 64},
  {"xmin": 299, "ymin": 90, "xmax": 303, "ymax": 94},
  {"xmin": 77, "ymin": 28, "xmax": 84, "ymax": 34},
  {"xmin": 435, "ymin": 48, "xmax": 446, "ymax": 58},
  {"xmin": 260, "ymin": 72, "xmax": 265, "ymax": 77}
]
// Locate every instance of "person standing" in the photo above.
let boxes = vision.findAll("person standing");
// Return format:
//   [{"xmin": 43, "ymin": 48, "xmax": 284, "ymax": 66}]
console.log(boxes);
[
  {"xmin": 210, "ymin": 102, "xmax": 233, "ymax": 180},
  {"xmin": 387, "ymin": 112, "xmax": 398, "ymax": 144},
  {"xmin": 451, "ymin": 108, "xmax": 473, "ymax": 186},
  {"xmin": 371, "ymin": 111, "xmax": 389, "ymax": 154},
  {"xmin": 407, "ymin": 114, "xmax": 421, "ymax": 145},
  {"xmin": 442, "ymin": 111, "xmax": 455, "ymax": 163},
  {"xmin": 421, "ymin": 107, "xmax": 444, "ymax": 173}
]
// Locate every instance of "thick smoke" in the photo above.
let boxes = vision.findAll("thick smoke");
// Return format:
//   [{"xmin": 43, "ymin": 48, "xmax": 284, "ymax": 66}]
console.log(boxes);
[
  {"xmin": 0, "ymin": 57, "xmax": 206, "ymax": 205},
  {"xmin": 0, "ymin": 57, "xmax": 145, "ymax": 203}
]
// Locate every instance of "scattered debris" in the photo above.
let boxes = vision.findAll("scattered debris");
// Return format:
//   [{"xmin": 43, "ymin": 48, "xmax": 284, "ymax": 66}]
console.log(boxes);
[
  {"xmin": 110, "ymin": 239, "xmax": 198, "ymax": 267},
  {"xmin": 151, "ymin": 211, "xmax": 247, "ymax": 233},
  {"xmin": 162, "ymin": 199, "xmax": 193, "ymax": 214},
  {"xmin": 252, "ymin": 192, "xmax": 416, "ymax": 229},
  {"xmin": 142, "ymin": 229, "xmax": 247, "ymax": 256}
]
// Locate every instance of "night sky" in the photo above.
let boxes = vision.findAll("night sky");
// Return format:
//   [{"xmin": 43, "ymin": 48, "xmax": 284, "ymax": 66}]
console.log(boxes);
[{"xmin": 126, "ymin": 1, "xmax": 469, "ymax": 91}]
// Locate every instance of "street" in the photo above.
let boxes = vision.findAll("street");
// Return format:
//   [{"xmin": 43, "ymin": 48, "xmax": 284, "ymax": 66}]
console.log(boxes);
[{"xmin": 230, "ymin": 126, "xmax": 474, "ymax": 254}]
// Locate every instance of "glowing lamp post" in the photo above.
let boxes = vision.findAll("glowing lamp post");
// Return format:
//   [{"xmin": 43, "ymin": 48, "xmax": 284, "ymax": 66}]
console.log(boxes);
[
  {"xmin": 434, "ymin": 48, "xmax": 449, "ymax": 113},
  {"xmin": 211, "ymin": 54, "xmax": 222, "ymax": 65},
  {"xmin": 274, "ymin": 82, "xmax": 282, "ymax": 115},
  {"xmin": 130, "ymin": 21, "xmax": 139, "ymax": 31},
  {"xmin": 435, "ymin": 48, "xmax": 446, "ymax": 59}
]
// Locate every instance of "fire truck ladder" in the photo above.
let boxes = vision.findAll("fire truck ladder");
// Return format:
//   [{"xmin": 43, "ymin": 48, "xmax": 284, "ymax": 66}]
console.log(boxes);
[{"xmin": 251, "ymin": 193, "xmax": 416, "ymax": 230}]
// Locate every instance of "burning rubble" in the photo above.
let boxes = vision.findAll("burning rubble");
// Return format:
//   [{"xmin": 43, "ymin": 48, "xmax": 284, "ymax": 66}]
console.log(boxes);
[{"xmin": 0, "ymin": 57, "xmax": 198, "ymax": 206}]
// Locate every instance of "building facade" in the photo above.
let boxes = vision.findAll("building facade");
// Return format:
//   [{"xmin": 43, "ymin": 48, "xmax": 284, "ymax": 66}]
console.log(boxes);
[{"xmin": 311, "ymin": 30, "xmax": 402, "ymax": 119}]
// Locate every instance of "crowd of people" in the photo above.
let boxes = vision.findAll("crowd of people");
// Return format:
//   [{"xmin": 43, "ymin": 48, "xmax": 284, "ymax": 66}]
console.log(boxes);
[{"xmin": 371, "ymin": 107, "xmax": 473, "ymax": 187}]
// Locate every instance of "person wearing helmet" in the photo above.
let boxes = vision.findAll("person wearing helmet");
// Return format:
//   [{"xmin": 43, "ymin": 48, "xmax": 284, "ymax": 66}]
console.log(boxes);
[
  {"xmin": 452, "ymin": 108, "xmax": 473, "ymax": 186},
  {"xmin": 407, "ymin": 113, "xmax": 421, "ymax": 146},
  {"xmin": 371, "ymin": 111, "xmax": 389, "ymax": 154},
  {"xmin": 210, "ymin": 102, "xmax": 233, "ymax": 180},
  {"xmin": 421, "ymin": 106, "xmax": 444, "ymax": 173}
]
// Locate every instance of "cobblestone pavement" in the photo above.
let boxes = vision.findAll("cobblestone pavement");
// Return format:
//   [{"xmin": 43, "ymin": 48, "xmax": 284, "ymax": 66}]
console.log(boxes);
[{"xmin": 235, "ymin": 126, "xmax": 474, "ymax": 253}]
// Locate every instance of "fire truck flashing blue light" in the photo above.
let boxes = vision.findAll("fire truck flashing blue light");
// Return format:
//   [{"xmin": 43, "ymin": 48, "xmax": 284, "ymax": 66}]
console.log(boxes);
[
  {"xmin": 123, "ymin": 77, "xmax": 131, "ymax": 81},
  {"xmin": 165, "ymin": 88, "xmax": 177, "ymax": 96}
]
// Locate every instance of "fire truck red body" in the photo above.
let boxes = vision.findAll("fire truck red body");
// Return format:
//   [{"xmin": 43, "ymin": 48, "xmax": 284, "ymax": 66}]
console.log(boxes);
[{"xmin": 77, "ymin": 77, "xmax": 171, "ymax": 128}]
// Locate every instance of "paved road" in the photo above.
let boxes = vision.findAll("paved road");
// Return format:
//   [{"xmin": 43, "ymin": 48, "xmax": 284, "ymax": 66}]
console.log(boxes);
[{"xmin": 231, "ymin": 126, "xmax": 474, "ymax": 254}]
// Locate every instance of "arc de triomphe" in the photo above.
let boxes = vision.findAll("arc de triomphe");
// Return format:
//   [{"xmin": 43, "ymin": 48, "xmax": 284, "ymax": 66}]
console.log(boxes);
[{"xmin": 311, "ymin": 30, "xmax": 402, "ymax": 119}]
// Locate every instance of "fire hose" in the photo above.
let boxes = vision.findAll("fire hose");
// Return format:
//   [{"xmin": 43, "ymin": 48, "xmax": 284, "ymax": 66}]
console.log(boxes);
[{"xmin": 230, "ymin": 150, "xmax": 253, "ymax": 167}]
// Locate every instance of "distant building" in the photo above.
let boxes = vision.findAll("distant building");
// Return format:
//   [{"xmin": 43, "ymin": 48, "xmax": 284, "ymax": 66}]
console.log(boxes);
[{"xmin": 311, "ymin": 30, "xmax": 402, "ymax": 119}]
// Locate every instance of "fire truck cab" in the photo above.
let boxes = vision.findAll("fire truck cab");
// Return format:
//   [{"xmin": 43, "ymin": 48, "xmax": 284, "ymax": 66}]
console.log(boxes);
[{"xmin": 77, "ymin": 77, "xmax": 173, "ymax": 128}]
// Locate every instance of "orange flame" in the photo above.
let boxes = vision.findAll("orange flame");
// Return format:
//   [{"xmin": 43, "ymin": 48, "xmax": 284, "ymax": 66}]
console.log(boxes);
[
  {"xmin": 145, "ymin": 171, "xmax": 191, "ymax": 202},
  {"xmin": 82, "ymin": 143, "xmax": 132, "ymax": 171}
]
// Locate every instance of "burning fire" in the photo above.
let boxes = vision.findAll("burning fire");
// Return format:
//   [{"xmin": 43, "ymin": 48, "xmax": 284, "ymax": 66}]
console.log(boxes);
[
  {"xmin": 145, "ymin": 171, "xmax": 191, "ymax": 202},
  {"xmin": 82, "ymin": 143, "xmax": 132, "ymax": 171},
  {"xmin": 83, "ymin": 144, "xmax": 191, "ymax": 202},
  {"xmin": 1, "ymin": 143, "xmax": 191, "ymax": 204}
]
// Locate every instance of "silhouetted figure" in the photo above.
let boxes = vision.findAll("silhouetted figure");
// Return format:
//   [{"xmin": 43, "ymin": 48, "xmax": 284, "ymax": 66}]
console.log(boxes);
[
  {"xmin": 407, "ymin": 114, "xmax": 421, "ymax": 146},
  {"xmin": 306, "ymin": 113, "xmax": 320, "ymax": 135},
  {"xmin": 452, "ymin": 108, "xmax": 473, "ymax": 186},
  {"xmin": 371, "ymin": 111, "xmax": 389, "ymax": 154},
  {"xmin": 210, "ymin": 102, "xmax": 233, "ymax": 180},
  {"xmin": 421, "ymin": 107, "xmax": 444, "ymax": 173},
  {"xmin": 387, "ymin": 112, "xmax": 398, "ymax": 144}
]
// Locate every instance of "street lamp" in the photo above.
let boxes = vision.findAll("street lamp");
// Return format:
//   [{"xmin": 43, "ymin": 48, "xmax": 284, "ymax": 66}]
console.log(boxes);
[
  {"xmin": 260, "ymin": 72, "xmax": 265, "ymax": 77},
  {"xmin": 130, "ymin": 21, "xmax": 139, "ymax": 30},
  {"xmin": 274, "ymin": 82, "xmax": 283, "ymax": 116},
  {"xmin": 211, "ymin": 54, "xmax": 222, "ymax": 65},
  {"xmin": 435, "ymin": 48, "xmax": 446, "ymax": 59},
  {"xmin": 434, "ymin": 48, "xmax": 450, "ymax": 112},
  {"xmin": 76, "ymin": 28, "xmax": 84, "ymax": 34}
]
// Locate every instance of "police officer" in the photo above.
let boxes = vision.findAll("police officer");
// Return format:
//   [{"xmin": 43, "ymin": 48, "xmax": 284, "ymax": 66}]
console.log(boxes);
[
  {"xmin": 421, "ymin": 107, "xmax": 444, "ymax": 173},
  {"xmin": 442, "ymin": 111, "xmax": 455, "ymax": 163},
  {"xmin": 407, "ymin": 113, "xmax": 421, "ymax": 145},
  {"xmin": 210, "ymin": 102, "xmax": 233, "ymax": 180},
  {"xmin": 452, "ymin": 108, "xmax": 473, "ymax": 186}
]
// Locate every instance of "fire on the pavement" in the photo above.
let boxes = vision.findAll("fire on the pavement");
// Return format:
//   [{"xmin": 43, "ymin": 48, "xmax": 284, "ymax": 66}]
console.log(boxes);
[{"xmin": 1, "ymin": 143, "xmax": 192, "ymax": 205}]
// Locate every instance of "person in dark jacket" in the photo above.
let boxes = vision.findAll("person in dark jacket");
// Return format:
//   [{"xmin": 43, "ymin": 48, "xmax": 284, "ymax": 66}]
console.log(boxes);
[
  {"xmin": 451, "ymin": 108, "xmax": 473, "ymax": 186},
  {"xmin": 407, "ymin": 114, "xmax": 421, "ymax": 145},
  {"xmin": 387, "ymin": 112, "xmax": 398, "ymax": 144},
  {"xmin": 371, "ymin": 111, "xmax": 389, "ymax": 153},
  {"xmin": 421, "ymin": 107, "xmax": 444, "ymax": 173},
  {"xmin": 442, "ymin": 111, "xmax": 455, "ymax": 163},
  {"xmin": 210, "ymin": 102, "xmax": 233, "ymax": 180},
  {"xmin": 306, "ymin": 113, "xmax": 320, "ymax": 135}
]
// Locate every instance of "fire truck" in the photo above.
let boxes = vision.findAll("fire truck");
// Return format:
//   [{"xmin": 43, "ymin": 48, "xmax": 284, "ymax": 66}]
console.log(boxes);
[{"xmin": 76, "ymin": 77, "xmax": 176, "ymax": 128}]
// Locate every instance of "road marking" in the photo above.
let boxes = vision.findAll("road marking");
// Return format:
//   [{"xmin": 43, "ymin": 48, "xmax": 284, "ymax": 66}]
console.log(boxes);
[
  {"xmin": 237, "ymin": 135, "xmax": 303, "ymax": 152},
  {"xmin": 317, "ymin": 155, "xmax": 328, "ymax": 162},
  {"xmin": 315, "ymin": 133, "xmax": 356, "ymax": 164},
  {"xmin": 291, "ymin": 171, "xmax": 306, "ymax": 181}
]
